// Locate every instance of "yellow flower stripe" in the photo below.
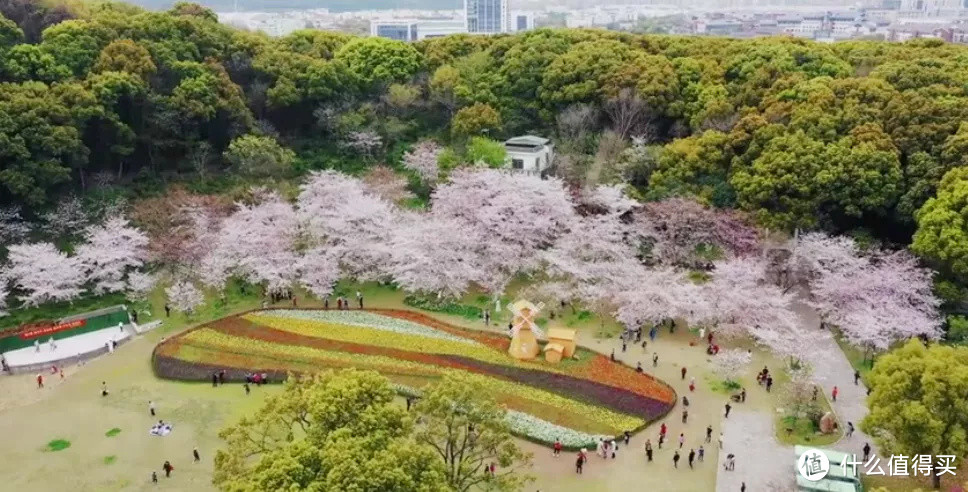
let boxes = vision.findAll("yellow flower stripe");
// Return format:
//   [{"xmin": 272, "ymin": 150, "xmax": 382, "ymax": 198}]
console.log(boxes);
[
  {"xmin": 245, "ymin": 314, "xmax": 576, "ymax": 377},
  {"xmin": 180, "ymin": 328, "xmax": 641, "ymax": 432}
]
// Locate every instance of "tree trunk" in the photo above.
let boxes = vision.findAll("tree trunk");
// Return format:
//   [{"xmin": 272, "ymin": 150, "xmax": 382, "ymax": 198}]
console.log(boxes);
[{"xmin": 932, "ymin": 468, "xmax": 941, "ymax": 489}]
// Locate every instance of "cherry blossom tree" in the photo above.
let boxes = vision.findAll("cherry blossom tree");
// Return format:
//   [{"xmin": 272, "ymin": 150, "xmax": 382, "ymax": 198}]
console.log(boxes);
[
  {"xmin": 125, "ymin": 271, "xmax": 157, "ymax": 301},
  {"xmin": 634, "ymin": 198, "xmax": 760, "ymax": 267},
  {"xmin": 296, "ymin": 248, "xmax": 341, "ymax": 299},
  {"xmin": 0, "ymin": 206, "xmax": 31, "ymax": 243},
  {"xmin": 75, "ymin": 215, "xmax": 150, "ymax": 294},
  {"xmin": 131, "ymin": 190, "xmax": 232, "ymax": 272},
  {"xmin": 342, "ymin": 131, "xmax": 383, "ymax": 160},
  {"xmin": 576, "ymin": 184, "xmax": 637, "ymax": 216},
  {"xmin": 165, "ymin": 279, "xmax": 204, "ymax": 314},
  {"xmin": 41, "ymin": 195, "xmax": 89, "ymax": 238},
  {"xmin": 432, "ymin": 169, "xmax": 577, "ymax": 302},
  {"xmin": 615, "ymin": 268, "xmax": 710, "ymax": 331},
  {"xmin": 363, "ymin": 166, "xmax": 415, "ymax": 203},
  {"xmin": 388, "ymin": 213, "xmax": 483, "ymax": 299},
  {"xmin": 811, "ymin": 249, "xmax": 942, "ymax": 353},
  {"xmin": 403, "ymin": 140, "xmax": 442, "ymax": 184},
  {"xmin": 297, "ymin": 170, "xmax": 399, "ymax": 281},
  {"xmin": 712, "ymin": 348, "xmax": 752, "ymax": 384},
  {"xmin": 3, "ymin": 243, "xmax": 86, "ymax": 306},
  {"xmin": 703, "ymin": 257, "xmax": 802, "ymax": 359},
  {"xmin": 202, "ymin": 193, "xmax": 300, "ymax": 294},
  {"xmin": 0, "ymin": 284, "xmax": 8, "ymax": 317},
  {"xmin": 785, "ymin": 232, "xmax": 867, "ymax": 288}
]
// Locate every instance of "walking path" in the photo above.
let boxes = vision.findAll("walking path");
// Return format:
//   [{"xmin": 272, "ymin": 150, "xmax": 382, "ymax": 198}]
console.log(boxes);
[
  {"xmin": 792, "ymin": 298, "xmax": 877, "ymax": 458},
  {"xmin": 715, "ymin": 408, "xmax": 794, "ymax": 492}
]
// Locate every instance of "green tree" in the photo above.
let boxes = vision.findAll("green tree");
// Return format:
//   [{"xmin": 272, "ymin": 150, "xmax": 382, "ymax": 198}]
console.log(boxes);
[
  {"xmin": 648, "ymin": 130, "xmax": 734, "ymax": 206},
  {"xmin": 414, "ymin": 374, "xmax": 533, "ymax": 492},
  {"xmin": 39, "ymin": 19, "xmax": 113, "ymax": 77},
  {"xmin": 0, "ymin": 14, "xmax": 24, "ymax": 50},
  {"xmin": 334, "ymin": 37, "xmax": 422, "ymax": 91},
  {"xmin": 1, "ymin": 44, "xmax": 70, "ymax": 82},
  {"xmin": 451, "ymin": 102, "xmax": 501, "ymax": 138},
  {"xmin": 465, "ymin": 137, "xmax": 507, "ymax": 168},
  {"xmin": 224, "ymin": 134, "xmax": 295, "ymax": 178},
  {"xmin": 861, "ymin": 340, "xmax": 968, "ymax": 490},
  {"xmin": 93, "ymin": 39, "xmax": 156, "ymax": 80},
  {"xmin": 913, "ymin": 167, "xmax": 968, "ymax": 279},
  {"xmin": 214, "ymin": 370, "xmax": 449, "ymax": 492}
]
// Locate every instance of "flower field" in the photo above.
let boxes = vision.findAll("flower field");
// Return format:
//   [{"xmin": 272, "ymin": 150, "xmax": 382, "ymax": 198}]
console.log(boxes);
[{"xmin": 152, "ymin": 308, "xmax": 676, "ymax": 449}]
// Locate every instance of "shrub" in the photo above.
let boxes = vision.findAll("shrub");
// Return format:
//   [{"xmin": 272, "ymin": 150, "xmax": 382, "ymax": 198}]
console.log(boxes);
[{"xmin": 403, "ymin": 295, "xmax": 482, "ymax": 320}]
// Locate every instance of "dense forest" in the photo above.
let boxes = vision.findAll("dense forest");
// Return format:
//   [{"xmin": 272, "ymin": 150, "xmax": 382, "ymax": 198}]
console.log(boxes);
[{"xmin": 5, "ymin": 0, "xmax": 968, "ymax": 299}]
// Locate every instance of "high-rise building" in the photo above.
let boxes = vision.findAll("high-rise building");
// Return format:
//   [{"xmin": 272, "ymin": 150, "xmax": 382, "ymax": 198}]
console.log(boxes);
[
  {"xmin": 465, "ymin": 0, "xmax": 509, "ymax": 34},
  {"xmin": 370, "ymin": 21, "xmax": 419, "ymax": 42}
]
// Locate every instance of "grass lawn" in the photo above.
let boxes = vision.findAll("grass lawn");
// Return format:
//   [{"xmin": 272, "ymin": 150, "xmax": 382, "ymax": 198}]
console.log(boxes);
[
  {"xmin": 830, "ymin": 327, "xmax": 875, "ymax": 383},
  {"xmin": 774, "ymin": 414, "xmax": 841, "ymax": 447}
]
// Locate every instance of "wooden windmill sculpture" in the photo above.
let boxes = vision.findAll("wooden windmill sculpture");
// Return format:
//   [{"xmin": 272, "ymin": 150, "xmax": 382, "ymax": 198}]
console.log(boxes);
[{"xmin": 507, "ymin": 299, "xmax": 545, "ymax": 360}]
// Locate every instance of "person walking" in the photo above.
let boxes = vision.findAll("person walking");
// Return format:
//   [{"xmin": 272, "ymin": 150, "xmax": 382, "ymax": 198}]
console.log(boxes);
[
  {"xmin": 211, "ymin": 373, "xmax": 218, "ymax": 387},
  {"xmin": 244, "ymin": 383, "xmax": 250, "ymax": 395},
  {"xmin": 741, "ymin": 482, "xmax": 746, "ymax": 492},
  {"xmin": 357, "ymin": 291, "xmax": 363, "ymax": 309},
  {"xmin": 854, "ymin": 370, "xmax": 860, "ymax": 385},
  {"xmin": 553, "ymin": 439, "xmax": 562, "ymax": 457},
  {"xmin": 324, "ymin": 295, "xmax": 330, "ymax": 310},
  {"xmin": 673, "ymin": 450, "xmax": 680, "ymax": 468},
  {"xmin": 678, "ymin": 433, "xmax": 685, "ymax": 449},
  {"xmin": 862, "ymin": 442, "xmax": 871, "ymax": 462},
  {"xmin": 149, "ymin": 400, "xmax": 156, "ymax": 417},
  {"xmin": 660, "ymin": 423, "xmax": 667, "ymax": 437},
  {"xmin": 624, "ymin": 431, "xmax": 631, "ymax": 446},
  {"xmin": 484, "ymin": 310, "xmax": 490, "ymax": 326},
  {"xmin": 698, "ymin": 445, "xmax": 705, "ymax": 462},
  {"xmin": 658, "ymin": 433, "xmax": 665, "ymax": 449},
  {"xmin": 649, "ymin": 326, "xmax": 657, "ymax": 341},
  {"xmin": 682, "ymin": 409, "xmax": 688, "ymax": 424},
  {"xmin": 740, "ymin": 388, "xmax": 746, "ymax": 402},
  {"xmin": 610, "ymin": 349, "xmax": 616, "ymax": 362},
  {"xmin": 718, "ymin": 432, "xmax": 723, "ymax": 449},
  {"xmin": 706, "ymin": 425, "xmax": 713, "ymax": 443},
  {"xmin": 689, "ymin": 377, "xmax": 696, "ymax": 392},
  {"xmin": 653, "ymin": 353, "xmax": 659, "ymax": 367},
  {"xmin": 832, "ymin": 386, "xmax": 839, "ymax": 402},
  {"xmin": 164, "ymin": 304, "xmax": 171, "ymax": 317},
  {"xmin": 163, "ymin": 461, "xmax": 173, "ymax": 478},
  {"xmin": 681, "ymin": 366, "xmax": 687, "ymax": 380},
  {"xmin": 724, "ymin": 402, "xmax": 732, "ymax": 418},
  {"xmin": 151, "ymin": 471, "xmax": 158, "ymax": 484},
  {"xmin": 610, "ymin": 439, "xmax": 617, "ymax": 459},
  {"xmin": 847, "ymin": 421, "xmax": 854, "ymax": 438},
  {"xmin": 688, "ymin": 449, "xmax": 696, "ymax": 469},
  {"xmin": 766, "ymin": 376, "xmax": 773, "ymax": 392},
  {"xmin": 645, "ymin": 439, "xmax": 653, "ymax": 462},
  {"xmin": 576, "ymin": 453, "xmax": 585, "ymax": 474},
  {"xmin": 622, "ymin": 339, "xmax": 627, "ymax": 352},
  {"xmin": 37, "ymin": 374, "xmax": 43, "ymax": 389},
  {"xmin": 101, "ymin": 381, "xmax": 109, "ymax": 397},
  {"xmin": 193, "ymin": 448, "xmax": 200, "ymax": 463}
]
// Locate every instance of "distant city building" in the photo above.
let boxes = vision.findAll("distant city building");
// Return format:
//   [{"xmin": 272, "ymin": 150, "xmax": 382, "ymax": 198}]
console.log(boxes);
[
  {"xmin": 466, "ymin": 0, "xmax": 509, "ymax": 34},
  {"xmin": 370, "ymin": 21, "xmax": 419, "ymax": 41},
  {"xmin": 511, "ymin": 12, "xmax": 534, "ymax": 31}
]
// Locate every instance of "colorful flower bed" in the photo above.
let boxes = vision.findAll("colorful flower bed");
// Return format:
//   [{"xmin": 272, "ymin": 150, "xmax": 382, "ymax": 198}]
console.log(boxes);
[{"xmin": 153, "ymin": 308, "xmax": 676, "ymax": 449}]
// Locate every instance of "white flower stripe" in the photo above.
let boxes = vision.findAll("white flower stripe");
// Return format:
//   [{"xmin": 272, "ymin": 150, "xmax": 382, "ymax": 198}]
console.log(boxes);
[
  {"xmin": 505, "ymin": 410, "xmax": 612, "ymax": 448},
  {"xmin": 252, "ymin": 309, "xmax": 476, "ymax": 344}
]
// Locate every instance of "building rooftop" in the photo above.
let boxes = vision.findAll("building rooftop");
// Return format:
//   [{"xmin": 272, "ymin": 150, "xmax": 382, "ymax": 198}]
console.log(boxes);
[
  {"xmin": 547, "ymin": 328, "xmax": 577, "ymax": 341},
  {"xmin": 505, "ymin": 135, "xmax": 550, "ymax": 147}
]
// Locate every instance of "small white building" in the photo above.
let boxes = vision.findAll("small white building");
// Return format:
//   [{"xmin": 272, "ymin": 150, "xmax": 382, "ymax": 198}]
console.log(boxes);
[{"xmin": 505, "ymin": 136, "xmax": 554, "ymax": 176}]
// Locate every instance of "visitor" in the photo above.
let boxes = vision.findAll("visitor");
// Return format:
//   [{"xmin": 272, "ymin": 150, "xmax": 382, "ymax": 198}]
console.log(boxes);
[
  {"xmin": 741, "ymin": 482, "xmax": 746, "ymax": 492},
  {"xmin": 597, "ymin": 438, "xmax": 605, "ymax": 458},
  {"xmin": 101, "ymin": 381, "xmax": 109, "ymax": 397},
  {"xmin": 689, "ymin": 377, "xmax": 696, "ymax": 392},
  {"xmin": 699, "ymin": 327, "xmax": 705, "ymax": 340},
  {"xmin": 336, "ymin": 297, "xmax": 343, "ymax": 310},
  {"xmin": 660, "ymin": 423, "xmax": 667, "ymax": 437},
  {"xmin": 575, "ymin": 453, "xmax": 584, "ymax": 474},
  {"xmin": 706, "ymin": 425, "xmax": 713, "ymax": 443},
  {"xmin": 211, "ymin": 373, "xmax": 218, "ymax": 387},
  {"xmin": 658, "ymin": 433, "xmax": 665, "ymax": 449},
  {"xmin": 682, "ymin": 396, "xmax": 689, "ymax": 407},
  {"xmin": 812, "ymin": 386, "xmax": 819, "ymax": 401},
  {"xmin": 218, "ymin": 370, "xmax": 226, "ymax": 385},
  {"xmin": 649, "ymin": 326, "xmax": 657, "ymax": 341},
  {"xmin": 261, "ymin": 372, "xmax": 268, "ymax": 384},
  {"xmin": 681, "ymin": 367, "xmax": 687, "ymax": 380},
  {"xmin": 832, "ymin": 386, "xmax": 839, "ymax": 402},
  {"xmin": 292, "ymin": 295, "xmax": 297, "ymax": 307},
  {"xmin": 724, "ymin": 402, "xmax": 731, "ymax": 418},
  {"xmin": 725, "ymin": 453, "xmax": 735, "ymax": 471},
  {"xmin": 132, "ymin": 310, "xmax": 138, "ymax": 324},
  {"xmin": 324, "ymin": 295, "xmax": 330, "ymax": 310},
  {"xmin": 553, "ymin": 439, "xmax": 561, "ymax": 457},
  {"xmin": 34, "ymin": 339, "xmax": 40, "ymax": 353},
  {"xmin": 653, "ymin": 353, "xmax": 659, "ymax": 367},
  {"xmin": 163, "ymin": 461, "xmax": 173, "ymax": 478},
  {"xmin": 678, "ymin": 433, "xmax": 685, "ymax": 449},
  {"xmin": 707, "ymin": 331, "xmax": 714, "ymax": 345},
  {"xmin": 847, "ymin": 421, "xmax": 854, "ymax": 438},
  {"xmin": 507, "ymin": 322, "xmax": 513, "ymax": 337},
  {"xmin": 484, "ymin": 310, "xmax": 490, "ymax": 326},
  {"xmin": 641, "ymin": 339, "xmax": 647, "ymax": 350},
  {"xmin": 673, "ymin": 450, "xmax": 680, "ymax": 468},
  {"xmin": 193, "ymin": 448, "xmax": 200, "ymax": 463},
  {"xmin": 244, "ymin": 383, "xmax": 250, "ymax": 395},
  {"xmin": 740, "ymin": 388, "xmax": 746, "ymax": 403},
  {"xmin": 59, "ymin": 367, "xmax": 64, "ymax": 379},
  {"xmin": 645, "ymin": 439, "xmax": 653, "ymax": 462},
  {"xmin": 49, "ymin": 337, "xmax": 56, "ymax": 351},
  {"xmin": 610, "ymin": 439, "xmax": 617, "ymax": 459},
  {"xmin": 682, "ymin": 409, "xmax": 688, "ymax": 424},
  {"xmin": 151, "ymin": 471, "xmax": 158, "ymax": 484},
  {"xmin": 862, "ymin": 442, "xmax": 871, "ymax": 462},
  {"xmin": 854, "ymin": 370, "xmax": 860, "ymax": 385},
  {"xmin": 36, "ymin": 374, "xmax": 43, "ymax": 389},
  {"xmin": 357, "ymin": 291, "xmax": 363, "ymax": 309},
  {"xmin": 698, "ymin": 445, "xmax": 705, "ymax": 462},
  {"xmin": 766, "ymin": 376, "xmax": 773, "ymax": 392},
  {"xmin": 688, "ymin": 449, "xmax": 695, "ymax": 469},
  {"xmin": 623, "ymin": 431, "xmax": 631, "ymax": 446},
  {"xmin": 718, "ymin": 432, "xmax": 724, "ymax": 449},
  {"xmin": 611, "ymin": 349, "xmax": 616, "ymax": 362},
  {"xmin": 164, "ymin": 304, "xmax": 170, "ymax": 317},
  {"xmin": 636, "ymin": 362, "xmax": 643, "ymax": 373},
  {"xmin": 149, "ymin": 400, "xmax": 156, "ymax": 417}
]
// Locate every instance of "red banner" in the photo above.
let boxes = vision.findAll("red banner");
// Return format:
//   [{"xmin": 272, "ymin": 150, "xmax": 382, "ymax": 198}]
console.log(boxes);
[{"xmin": 19, "ymin": 319, "xmax": 87, "ymax": 340}]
